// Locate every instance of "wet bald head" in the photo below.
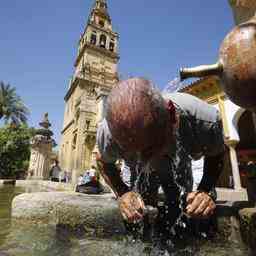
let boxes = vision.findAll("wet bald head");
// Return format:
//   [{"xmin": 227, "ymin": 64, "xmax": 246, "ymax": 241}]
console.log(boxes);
[{"xmin": 106, "ymin": 78, "xmax": 169, "ymax": 154}]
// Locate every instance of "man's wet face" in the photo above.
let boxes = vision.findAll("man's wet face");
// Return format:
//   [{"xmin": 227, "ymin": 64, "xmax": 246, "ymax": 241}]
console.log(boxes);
[
  {"xmin": 140, "ymin": 127, "xmax": 170, "ymax": 163},
  {"xmin": 139, "ymin": 141, "xmax": 168, "ymax": 164},
  {"xmin": 114, "ymin": 121, "xmax": 170, "ymax": 163},
  {"xmin": 139, "ymin": 145, "xmax": 156, "ymax": 163}
]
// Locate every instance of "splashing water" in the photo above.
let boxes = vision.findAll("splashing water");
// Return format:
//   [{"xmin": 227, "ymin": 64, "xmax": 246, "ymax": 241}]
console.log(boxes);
[
  {"xmin": 134, "ymin": 160, "xmax": 153, "ymax": 196},
  {"xmin": 130, "ymin": 161, "xmax": 187, "ymax": 245},
  {"xmin": 162, "ymin": 78, "xmax": 184, "ymax": 94},
  {"xmin": 169, "ymin": 161, "xmax": 187, "ymax": 231},
  {"xmin": 128, "ymin": 109, "xmax": 194, "ymax": 250}
]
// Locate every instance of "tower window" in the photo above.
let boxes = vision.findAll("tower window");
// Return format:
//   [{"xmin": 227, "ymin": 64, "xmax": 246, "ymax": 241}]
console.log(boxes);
[
  {"xmin": 100, "ymin": 34, "xmax": 107, "ymax": 48},
  {"xmin": 109, "ymin": 41, "xmax": 115, "ymax": 52},
  {"xmin": 72, "ymin": 134, "xmax": 77, "ymax": 150},
  {"xmin": 99, "ymin": 20, "xmax": 105, "ymax": 28},
  {"xmin": 86, "ymin": 120, "xmax": 90, "ymax": 130},
  {"xmin": 75, "ymin": 109, "xmax": 80, "ymax": 125},
  {"xmin": 90, "ymin": 33, "xmax": 97, "ymax": 45}
]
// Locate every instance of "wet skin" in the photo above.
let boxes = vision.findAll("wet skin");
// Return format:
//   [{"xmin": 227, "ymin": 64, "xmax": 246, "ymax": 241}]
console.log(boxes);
[
  {"xmin": 117, "ymin": 139, "xmax": 216, "ymax": 223},
  {"xmin": 101, "ymin": 108, "xmax": 217, "ymax": 223},
  {"xmin": 119, "ymin": 191, "xmax": 216, "ymax": 223}
]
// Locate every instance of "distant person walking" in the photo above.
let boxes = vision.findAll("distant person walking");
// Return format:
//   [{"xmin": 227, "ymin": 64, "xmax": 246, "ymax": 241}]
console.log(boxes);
[{"xmin": 50, "ymin": 160, "xmax": 62, "ymax": 182}]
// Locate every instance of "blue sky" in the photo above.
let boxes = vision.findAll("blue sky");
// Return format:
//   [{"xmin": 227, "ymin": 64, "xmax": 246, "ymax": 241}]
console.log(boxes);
[{"xmin": 0, "ymin": 0, "xmax": 234, "ymax": 143}]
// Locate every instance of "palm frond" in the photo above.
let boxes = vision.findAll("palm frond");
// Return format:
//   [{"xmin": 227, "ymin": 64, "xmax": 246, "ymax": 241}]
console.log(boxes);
[{"xmin": 0, "ymin": 81, "xmax": 29, "ymax": 125}]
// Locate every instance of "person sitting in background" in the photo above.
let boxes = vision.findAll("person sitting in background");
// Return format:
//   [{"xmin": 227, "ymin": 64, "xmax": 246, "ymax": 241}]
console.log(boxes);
[
  {"xmin": 77, "ymin": 174, "xmax": 84, "ymax": 186},
  {"xmin": 82, "ymin": 170, "xmax": 92, "ymax": 185},
  {"xmin": 76, "ymin": 166, "xmax": 103, "ymax": 194},
  {"xmin": 88, "ymin": 165, "xmax": 97, "ymax": 182}
]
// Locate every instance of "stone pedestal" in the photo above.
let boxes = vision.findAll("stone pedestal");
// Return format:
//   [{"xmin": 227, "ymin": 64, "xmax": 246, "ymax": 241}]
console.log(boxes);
[
  {"xmin": 27, "ymin": 113, "xmax": 55, "ymax": 180},
  {"xmin": 217, "ymin": 187, "xmax": 248, "ymax": 201},
  {"xmin": 239, "ymin": 207, "xmax": 256, "ymax": 253},
  {"xmin": 28, "ymin": 137, "xmax": 53, "ymax": 180},
  {"xmin": 222, "ymin": 139, "xmax": 249, "ymax": 201}
]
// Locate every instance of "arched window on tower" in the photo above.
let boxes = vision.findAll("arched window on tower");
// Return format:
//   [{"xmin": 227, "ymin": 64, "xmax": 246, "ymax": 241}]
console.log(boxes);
[
  {"xmin": 100, "ymin": 34, "xmax": 107, "ymax": 48},
  {"xmin": 72, "ymin": 134, "xmax": 77, "ymax": 150},
  {"xmin": 109, "ymin": 40, "xmax": 115, "ymax": 52},
  {"xmin": 75, "ymin": 109, "xmax": 80, "ymax": 126},
  {"xmin": 90, "ymin": 32, "xmax": 97, "ymax": 45},
  {"xmin": 86, "ymin": 120, "xmax": 90, "ymax": 130}
]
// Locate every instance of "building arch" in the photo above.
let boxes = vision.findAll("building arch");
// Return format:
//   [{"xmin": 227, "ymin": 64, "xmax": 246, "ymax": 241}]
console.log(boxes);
[
  {"xmin": 72, "ymin": 134, "xmax": 77, "ymax": 150},
  {"xmin": 232, "ymin": 108, "xmax": 246, "ymax": 132},
  {"xmin": 109, "ymin": 39, "xmax": 115, "ymax": 52},
  {"xmin": 99, "ymin": 34, "xmax": 107, "ymax": 48},
  {"xmin": 90, "ymin": 32, "xmax": 97, "ymax": 45}
]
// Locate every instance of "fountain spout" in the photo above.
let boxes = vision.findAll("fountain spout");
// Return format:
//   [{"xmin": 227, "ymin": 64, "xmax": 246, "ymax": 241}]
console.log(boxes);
[{"xmin": 180, "ymin": 62, "xmax": 223, "ymax": 81}]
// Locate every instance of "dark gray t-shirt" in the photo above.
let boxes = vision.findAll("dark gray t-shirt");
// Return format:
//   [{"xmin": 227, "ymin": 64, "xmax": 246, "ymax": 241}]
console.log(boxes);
[{"xmin": 96, "ymin": 92, "xmax": 224, "ymax": 193}]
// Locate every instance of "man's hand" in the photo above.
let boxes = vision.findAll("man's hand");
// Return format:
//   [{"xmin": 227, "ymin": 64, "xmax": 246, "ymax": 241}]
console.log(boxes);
[
  {"xmin": 118, "ymin": 191, "xmax": 146, "ymax": 223},
  {"xmin": 186, "ymin": 191, "xmax": 216, "ymax": 219}
]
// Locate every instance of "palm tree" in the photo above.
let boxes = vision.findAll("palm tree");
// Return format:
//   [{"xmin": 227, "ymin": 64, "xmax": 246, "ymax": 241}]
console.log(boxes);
[{"xmin": 0, "ymin": 81, "xmax": 29, "ymax": 125}]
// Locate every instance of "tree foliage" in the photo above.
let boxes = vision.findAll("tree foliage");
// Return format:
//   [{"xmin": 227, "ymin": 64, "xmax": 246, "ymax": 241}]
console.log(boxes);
[
  {"xmin": 0, "ymin": 125, "xmax": 35, "ymax": 178},
  {"xmin": 0, "ymin": 81, "xmax": 29, "ymax": 125}
]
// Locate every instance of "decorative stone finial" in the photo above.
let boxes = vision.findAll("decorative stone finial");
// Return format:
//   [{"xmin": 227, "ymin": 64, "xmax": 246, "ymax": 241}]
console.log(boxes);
[
  {"xmin": 36, "ymin": 113, "xmax": 53, "ymax": 138},
  {"xmin": 90, "ymin": 0, "xmax": 111, "ymax": 23},
  {"xmin": 39, "ymin": 113, "xmax": 51, "ymax": 129}
]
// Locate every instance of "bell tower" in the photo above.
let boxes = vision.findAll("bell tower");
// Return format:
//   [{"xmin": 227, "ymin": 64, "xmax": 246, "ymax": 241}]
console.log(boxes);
[
  {"xmin": 60, "ymin": 0, "xmax": 119, "ymax": 183},
  {"xmin": 75, "ymin": 0, "xmax": 119, "ymax": 84}
]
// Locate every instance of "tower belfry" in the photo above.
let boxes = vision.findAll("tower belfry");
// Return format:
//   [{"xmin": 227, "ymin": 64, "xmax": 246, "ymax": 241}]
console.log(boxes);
[
  {"xmin": 59, "ymin": 0, "xmax": 119, "ymax": 182},
  {"xmin": 75, "ymin": 0, "xmax": 119, "ymax": 83},
  {"xmin": 90, "ymin": 0, "xmax": 111, "ymax": 23}
]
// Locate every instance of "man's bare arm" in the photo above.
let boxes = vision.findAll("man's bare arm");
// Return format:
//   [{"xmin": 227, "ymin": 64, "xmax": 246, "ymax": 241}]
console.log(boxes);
[{"xmin": 96, "ymin": 153, "xmax": 129, "ymax": 197}]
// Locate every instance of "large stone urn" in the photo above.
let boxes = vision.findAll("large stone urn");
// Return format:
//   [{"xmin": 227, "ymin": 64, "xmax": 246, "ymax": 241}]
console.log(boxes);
[
  {"xmin": 180, "ymin": 11, "xmax": 256, "ymax": 111},
  {"xmin": 229, "ymin": 0, "xmax": 256, "ymax": 24}
]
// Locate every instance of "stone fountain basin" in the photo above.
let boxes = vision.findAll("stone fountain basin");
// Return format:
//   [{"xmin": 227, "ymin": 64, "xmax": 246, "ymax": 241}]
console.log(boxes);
[
  {"xmin": 11, "ymin": 191, "xmax": 256, "ymax": 253},
  {"xmin": 12, "ymin": 192, "xmax": 126, "ymax": 236}
]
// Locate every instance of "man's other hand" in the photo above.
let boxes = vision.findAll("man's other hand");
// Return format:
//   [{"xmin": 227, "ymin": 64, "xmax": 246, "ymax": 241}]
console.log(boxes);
[
  {"xmin": 118, "ymin": 191, "xmax": 146, "ymax": 223},
  {"xmin": 186, "ymin": 191, "xmax": 216, "ymax": 219}
]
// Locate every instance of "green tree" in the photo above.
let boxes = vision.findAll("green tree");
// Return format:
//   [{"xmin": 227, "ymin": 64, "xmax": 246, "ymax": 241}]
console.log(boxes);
[
  {"xmin": 0, "ymin": 125, "xmax": 35, "ymax": 178},
  {"xmin": 0, "ymin": 81, "xmax": 29, "ymax": 125}
]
